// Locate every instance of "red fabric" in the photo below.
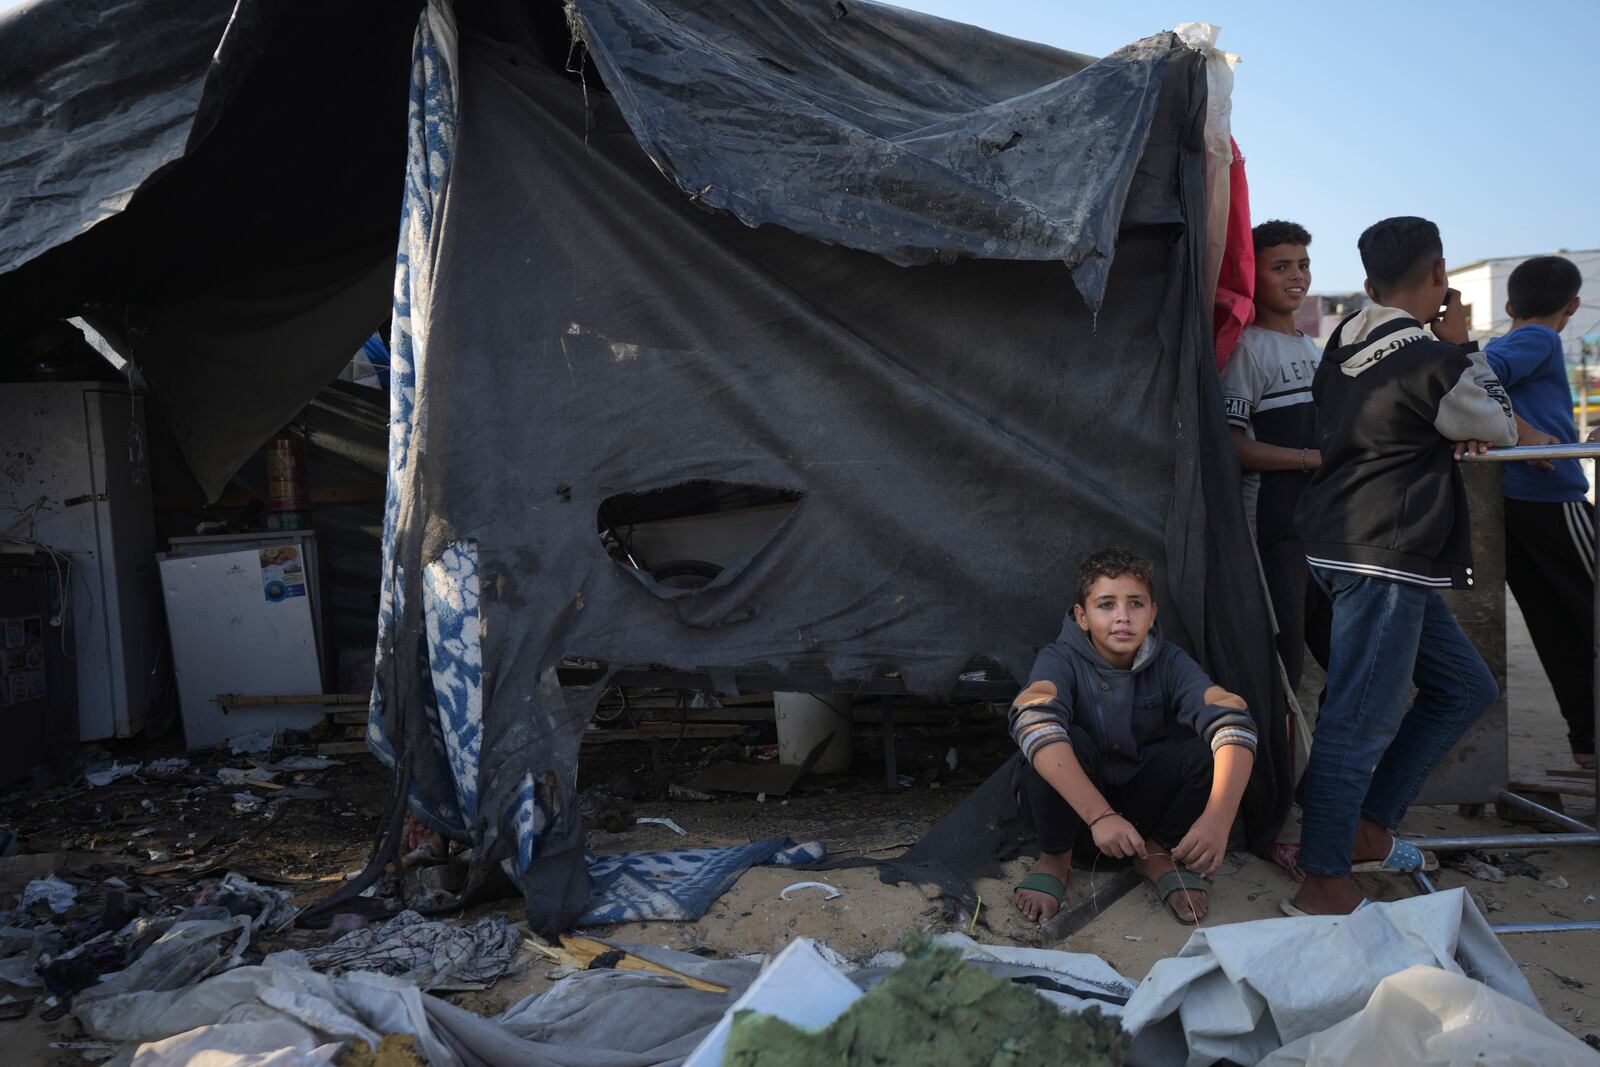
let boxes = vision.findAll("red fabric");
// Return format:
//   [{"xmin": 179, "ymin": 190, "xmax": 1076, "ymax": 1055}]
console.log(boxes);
[{"xmin": 1213, "ymin": 138, "xmax": 1254, "ymax": 369}]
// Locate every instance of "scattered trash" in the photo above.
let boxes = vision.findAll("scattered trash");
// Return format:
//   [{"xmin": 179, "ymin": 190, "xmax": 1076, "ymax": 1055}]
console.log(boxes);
[
  {"xmin": 47, "ymin": 1042, "xmax": 115, "ymax": 1061},
  {"xmin": 756, "ymin": 793, "xmax": 767, "ymax": 803},
  {"xmin": 228, "ymin": 730, "xmax": 276, "ymax": 755},
  {"xmin": 811, "ymin": 941, "xmax": 853, "ymax": 972},
  {"xmin": 1548, "ymin": 876, "xmax": 1571, "ymax": 890},
  {"xmin": 526, "ymin": 933, "xmax": 731, "ymax": 993},
  {"xmin": 256, "ymin": 755, "xmax": 340, "ymax": 773},
  {"xmin": 1124, "ymin": 935, "xmax": 1144, "ymax": 942},
  {"xmin": 326, "ymin": 913, "xmax": 370, "ymax": 937},
  {"xmin": 1586, "ymin": 895, "xmax": 1595, "ymax": 905},
  {"xmin": 143, "ymin": 757, "xmax": 191, "ymax": 775},
  {"xmin": 304, "ymin": 910, "xmax": 521, "ymax": 990},
  {"xmin": 231, "ymin": 792, "xmax": 265, "ymax": 814},
  {"xmin": 669, "ymin": 784, "xmax": 715, "ymax": 802},
  {"xmin": 780, "ymin": 881, "xmax": 841, "ymax": 901},
  {"xmin": 218, "ymin": 766, "xmax": 280, "ymax": 787},
  {"xmin": 637, "ymin": 816, "xmax": 689, "ymax": 836},
  {"xmin": 21, "ymin": 873, "xmax": 77, "ymax": 913},
  {"xmin": 82, "ymin": 761, "xmax": 140, "ymax": 788},
  {"xmin": 0, "ymin": 997, "xmax": 31, "ymax": 1020},
  {"xmin": 1456, "ymin": 855, "xmax": 1506, "ymax": 883}
]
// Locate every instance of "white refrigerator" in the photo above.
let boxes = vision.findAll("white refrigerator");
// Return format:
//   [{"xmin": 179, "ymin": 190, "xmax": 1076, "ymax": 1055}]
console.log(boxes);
[
  {"xmin": 0, "ymin": 382, "xmax": 161, "ymax": 740},
  {"xmin": 158, "ymin": 532, "xmax": 327, "ymax": 750}
]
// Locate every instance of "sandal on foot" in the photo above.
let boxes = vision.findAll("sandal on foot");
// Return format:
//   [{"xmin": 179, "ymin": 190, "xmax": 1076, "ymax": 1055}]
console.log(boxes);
[
  {"xmin": 1576, "ymin": 754, "xmax": 1596, "ymax": 770},
  {"xmin": 1351, "ymin": 837, "xmax": 1438, "ymax": 874},
  {"xmin": 1153, "ymin": 869, "xmax": 1208, "ymax": 926},
  {"xmin": 1280, "ymin": 897, "xmax": 1372, "ymax": 918},
  {"xmin": 1014, "ymin": 872, "xmax": 1065, "ymax": 922}
]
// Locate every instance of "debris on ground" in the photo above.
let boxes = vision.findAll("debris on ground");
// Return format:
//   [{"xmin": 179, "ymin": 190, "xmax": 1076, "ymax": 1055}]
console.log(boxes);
[
  {"xmin": 720, "ymin": 935, "xmax": 1127, "ymax": 1067},
  {"xmin": 303, "ymin": 910, "xmax": 522, "ymax": 990}
]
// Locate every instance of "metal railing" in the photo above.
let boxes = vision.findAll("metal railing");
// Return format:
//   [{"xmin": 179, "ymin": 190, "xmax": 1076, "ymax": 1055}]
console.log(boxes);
[{"xmin": 1408, "ymin": 442, "xmax": 1600, "ymax": 933}]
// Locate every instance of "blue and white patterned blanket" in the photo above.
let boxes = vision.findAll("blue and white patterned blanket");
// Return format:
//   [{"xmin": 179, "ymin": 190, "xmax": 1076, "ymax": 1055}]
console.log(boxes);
[{"xmin": 580, "ymin": 839, "xmax": 824, "ymax": 925}]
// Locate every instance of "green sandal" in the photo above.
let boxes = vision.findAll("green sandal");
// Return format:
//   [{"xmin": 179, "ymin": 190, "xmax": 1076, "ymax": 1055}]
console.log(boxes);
[
  {"xmin": 1014, "ymin": 871, "xmax": 1066, "ymax": 922},
  {"xmin": 1153, "ymin": 869, "xmax": 1208, "ymax": 926}
]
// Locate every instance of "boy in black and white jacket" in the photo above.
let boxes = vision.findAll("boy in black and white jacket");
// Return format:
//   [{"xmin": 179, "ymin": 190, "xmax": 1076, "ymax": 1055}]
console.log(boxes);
[{"xmin": 1288, "ymin": 216, "xmax": 1517, "ymax": 917}]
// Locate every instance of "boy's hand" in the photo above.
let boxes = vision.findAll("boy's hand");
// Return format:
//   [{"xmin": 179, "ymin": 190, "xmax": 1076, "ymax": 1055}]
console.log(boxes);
[
  {"xmin": 1090, "ymin": 814, "xmax": 1147, "ymax": 860},
  {"xmin": 1516, "ymin": 418, "xmax": 1559, "ymax": 470},
  {"xmin": 1431, "ymin": 287, "xmax": 1470, "ymax": 345},
  {"xmin": 1172, "ymin": 811, "xmax": 1230, "ymax": 877},
  {"xmin": 1452, "ymin": 440, "xmax": 1494, "ymax": 460}
]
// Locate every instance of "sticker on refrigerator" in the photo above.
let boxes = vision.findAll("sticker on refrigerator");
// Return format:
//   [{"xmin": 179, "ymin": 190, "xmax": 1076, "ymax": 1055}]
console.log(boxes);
[
  {"xmin": 260, "ymin": 546, "xmax": 307, "ymax": 603},
  {"xmin": 1, "ymin": 616, "xmax": 44, "ymax": 706}
]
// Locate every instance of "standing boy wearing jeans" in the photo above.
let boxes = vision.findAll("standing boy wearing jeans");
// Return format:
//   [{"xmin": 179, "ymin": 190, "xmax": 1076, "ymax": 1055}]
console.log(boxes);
[{"xmin": 1289, "ymin": 217, "xmax": 1518, "ymax": 916}]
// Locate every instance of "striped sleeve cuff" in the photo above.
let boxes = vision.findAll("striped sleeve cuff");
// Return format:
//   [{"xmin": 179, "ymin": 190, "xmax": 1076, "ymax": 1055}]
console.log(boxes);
[
  {"xmin": 1016, "ymin": 721, "xmax": 1072, "ymax": 764},
  {"xmin": 1210, "ymin": 725, "xmax": 1258, "ymax": 754}
]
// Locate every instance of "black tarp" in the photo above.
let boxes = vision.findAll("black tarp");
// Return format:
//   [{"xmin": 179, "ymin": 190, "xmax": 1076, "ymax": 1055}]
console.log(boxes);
[
  {"xmin": 0, "ymin": 0, "xmax": 419, "ymax": 500},
  {"xmin": 1, "ymin": 0, "xmax": 1286, "ymax": 937},
  {"xmin": 372, "ymin": 0, "xmax": 1284, "ymax": 934}
]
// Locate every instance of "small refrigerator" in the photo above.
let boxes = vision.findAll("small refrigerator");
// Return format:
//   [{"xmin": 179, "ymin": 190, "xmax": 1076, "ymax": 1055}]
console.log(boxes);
[{"xmin": 158, "ymin": 532, "xmax": 327, "ymax": 750}]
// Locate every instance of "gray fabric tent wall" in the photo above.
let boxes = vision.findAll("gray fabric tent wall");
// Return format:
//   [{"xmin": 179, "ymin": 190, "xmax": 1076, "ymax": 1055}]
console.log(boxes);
[{"xmin": 374, "ymin": 0, "xmax": 1285, "ymax": 935}]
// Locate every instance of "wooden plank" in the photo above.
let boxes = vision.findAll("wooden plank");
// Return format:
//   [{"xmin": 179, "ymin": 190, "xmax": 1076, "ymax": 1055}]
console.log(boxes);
[
  {"xmin": 317, "ymin": 741, "xmax": 372, "ymax": 756},
  {"xmin": 1512, "ymin": 779, "xmax": 1597, "ymax": 798},
  {"xmin": 155, "ymin": 484, "xmax": 386, "ymax": 510},
  {"xmin": 524, "ymin": 935, "xmax": 729, "ymax": 993},
  {"xmin": 1041, "ymin": 868, "xmax": 1141, "ymax": 943},
  {"xmin": 581, "ymin": 723, "xmax": 747, "ymax": 744},
  {"xmin": 218, "ymin": 693, "xmax": 367, "ymax": 707},
  {"xmin": 333, "ymin": 710, "xmax": 369, "ymax": 725}
]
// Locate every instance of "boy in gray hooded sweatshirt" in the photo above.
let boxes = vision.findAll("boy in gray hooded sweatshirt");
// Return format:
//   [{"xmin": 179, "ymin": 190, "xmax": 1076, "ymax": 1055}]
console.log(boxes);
[{"xmin": 1010, "ymin": 549, "xmax": 1257, "ymax": 925}]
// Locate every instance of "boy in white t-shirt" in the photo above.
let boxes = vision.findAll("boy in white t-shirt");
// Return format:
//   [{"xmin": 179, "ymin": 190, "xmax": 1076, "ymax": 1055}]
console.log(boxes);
[{"xmin": 1219, "ymin": 220, "xmax": 1330, "ymax": 690}]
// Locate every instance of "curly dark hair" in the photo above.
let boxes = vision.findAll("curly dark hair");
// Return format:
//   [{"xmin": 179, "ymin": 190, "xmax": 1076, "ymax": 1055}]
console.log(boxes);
[
  {"xmin": 1253, "ymin": 219, "xmax": 1312, "ymax": 252},
  {"xmin": 1507, "ymin": 256, "xmax": 1582, "ymax": 319},
  {"xmin": 1075, "ymin": 548, "xmax": 1155, "ymax": 606}
]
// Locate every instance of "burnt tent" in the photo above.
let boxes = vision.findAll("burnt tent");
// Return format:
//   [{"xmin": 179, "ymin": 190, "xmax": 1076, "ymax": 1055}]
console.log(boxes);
[{"xmin": 0, "ymin": 0, "xmax": 1283, "ymax": 935}]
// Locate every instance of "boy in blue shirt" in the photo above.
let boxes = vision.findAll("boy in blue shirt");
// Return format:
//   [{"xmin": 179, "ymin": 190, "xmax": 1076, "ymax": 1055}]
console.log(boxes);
[{"xmin": 1484, "ymin": 256, "xmax": 1592, "ymax": 766}]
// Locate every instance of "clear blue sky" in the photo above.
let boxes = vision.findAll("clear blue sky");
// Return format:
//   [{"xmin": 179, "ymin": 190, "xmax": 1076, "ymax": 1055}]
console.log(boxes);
[{"xmin": 892, "ymin": 0, "xmax": 1600, "ymax": 292}]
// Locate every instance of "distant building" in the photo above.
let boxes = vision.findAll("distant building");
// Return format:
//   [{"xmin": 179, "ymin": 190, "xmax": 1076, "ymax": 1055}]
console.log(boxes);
[
  {"xmin": 1449, "ymin": 249, "xmax": 1600, "ymax": 357},
  {"xmin": 1295, "ymin": 292, "xmax": 1369, "ymax": 342}
]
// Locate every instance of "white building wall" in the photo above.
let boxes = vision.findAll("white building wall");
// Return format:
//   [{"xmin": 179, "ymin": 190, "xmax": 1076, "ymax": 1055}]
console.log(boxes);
[{"xmin": 1452, "ymin": 250, "xmax": 1600, "ymax": 358}]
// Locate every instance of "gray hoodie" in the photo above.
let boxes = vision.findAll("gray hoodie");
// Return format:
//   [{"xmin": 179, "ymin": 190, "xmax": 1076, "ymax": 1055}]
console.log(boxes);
[{"xmin": 1008, "ymin": 616, "xmax": 1256, "ymax": 787}]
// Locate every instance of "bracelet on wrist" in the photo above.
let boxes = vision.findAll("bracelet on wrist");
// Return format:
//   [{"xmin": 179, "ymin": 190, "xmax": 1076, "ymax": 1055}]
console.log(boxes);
[{"xmin": 1088, "ymin": 810, "xmax": 1119, "ymax": 828}]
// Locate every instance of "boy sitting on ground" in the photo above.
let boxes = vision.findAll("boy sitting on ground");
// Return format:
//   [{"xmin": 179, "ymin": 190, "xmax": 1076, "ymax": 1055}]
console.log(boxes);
[{"xmin": 1010, "ymin": 549, "xmax": 1257, "ymax": 925}]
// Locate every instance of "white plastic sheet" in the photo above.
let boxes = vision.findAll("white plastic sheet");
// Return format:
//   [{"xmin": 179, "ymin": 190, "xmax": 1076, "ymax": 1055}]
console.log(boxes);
[
  {"xmin": 1121, "ymin": 888, "xmax": 1538, "ymax": 1067},
  {"xmin": 1259, "ymin": 965, "xmax": 1597, "ymax": 1067}
]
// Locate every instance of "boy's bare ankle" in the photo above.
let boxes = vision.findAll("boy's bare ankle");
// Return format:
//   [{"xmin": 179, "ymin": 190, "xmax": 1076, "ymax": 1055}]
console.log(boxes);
[{"xmin": 1295, "ymin": 873, "xmax": 1363, "ymax": 914}]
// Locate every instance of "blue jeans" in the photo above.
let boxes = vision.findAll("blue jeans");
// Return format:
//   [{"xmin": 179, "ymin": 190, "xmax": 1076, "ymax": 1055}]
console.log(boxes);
[{"xmin": 1298, "ymin": 568, "xmax": 1498, "ymax": 876}]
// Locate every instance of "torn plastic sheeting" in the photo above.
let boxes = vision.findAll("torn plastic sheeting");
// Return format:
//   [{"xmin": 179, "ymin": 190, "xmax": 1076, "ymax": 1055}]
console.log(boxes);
[
  {"xmin": 302, "ymin": 910, "xmax": 520, "ymax": 990},
  {"xmin": 21, "ymin": 874, "xmax": 77, "ymax": 913},
  {"xmin": 1258, "ymin": 964, "xmax": 1600, "ymax": 1067},
  {"xmin": 87, "ymin": 946, "xmax": 758, "ymax": 1066},
  {"xmin": 75, "ymin": 915, "xmax": 254, "ymax": 1025},
  {"xmin": 569, "ymin": 0, "xmax": 1177, "ymax": 311},
  {"xmin": 1120, "ymin": 888, "xmax": 1540, "ymax": 1067}
]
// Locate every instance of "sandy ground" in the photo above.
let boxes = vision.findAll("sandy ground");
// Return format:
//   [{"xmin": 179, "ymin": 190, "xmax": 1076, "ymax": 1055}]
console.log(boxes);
[
  {"xmin": 567, "ymin": 591, "xmax": 1600, "ymax": 1044},
  {"xmin": 10, "ymin": 591, "xmax": 1600, "ymax": 1062}
]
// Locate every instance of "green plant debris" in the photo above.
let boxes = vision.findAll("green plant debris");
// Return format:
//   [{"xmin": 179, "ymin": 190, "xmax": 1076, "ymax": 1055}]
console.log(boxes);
[{"xmin": 722, "ymin": 936, "xmax": 1128, "ymax": 1067}]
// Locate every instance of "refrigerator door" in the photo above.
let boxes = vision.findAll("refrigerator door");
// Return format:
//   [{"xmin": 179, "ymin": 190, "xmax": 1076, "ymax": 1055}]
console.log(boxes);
[
  {"xmin": 160, "ymin": 547, "xmax": 325, "ymax": 750},
  {"xmin": 84, "ymin": 389, "xmax": 160, "ymax": 737}
]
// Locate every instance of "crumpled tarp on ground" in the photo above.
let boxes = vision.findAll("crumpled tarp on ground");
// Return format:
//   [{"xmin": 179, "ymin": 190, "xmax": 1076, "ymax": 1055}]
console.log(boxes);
[
  {"xmin": 581, "ymin": 839, "xmax": 823, "ymax": 925},
  {"xmin": 1120, "ymin": 888, "xmax": 1539, "ymax": 1067},
  {"xmin": 371, "ymin": 0, "xmax": 1283, "ymax": 938},
  {"xmin": 88, "ymin": 944, "xmax": 760, "ymax": 1067},
  {"xmin": 1258, "ymin": 964, "xmax": 1599, "ymax": 1067},
  {"xmin": 302, "ymin": 910, "xmax": 520, "ymax": 990}
]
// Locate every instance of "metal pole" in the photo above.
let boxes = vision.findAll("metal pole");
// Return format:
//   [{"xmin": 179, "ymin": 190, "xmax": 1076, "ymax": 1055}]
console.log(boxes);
[
  {"xmin": 1405, "ymin": 832, "xmax": 1600, "ymax": 851},
  {"xmin": 1492, "ymin": 921, "xmax": 1600, "ymax": 934},
  {"xmin": 1495, "ymin": 789, "xmax": 1596, "ymax": 835},
  {"xmin": 1592, "ymin": 462, "xmax": 1598, "ymax": 831},
  {"xmin": 1461, "ymin": 443, "xmax": 1600, "ymax": 462}
]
